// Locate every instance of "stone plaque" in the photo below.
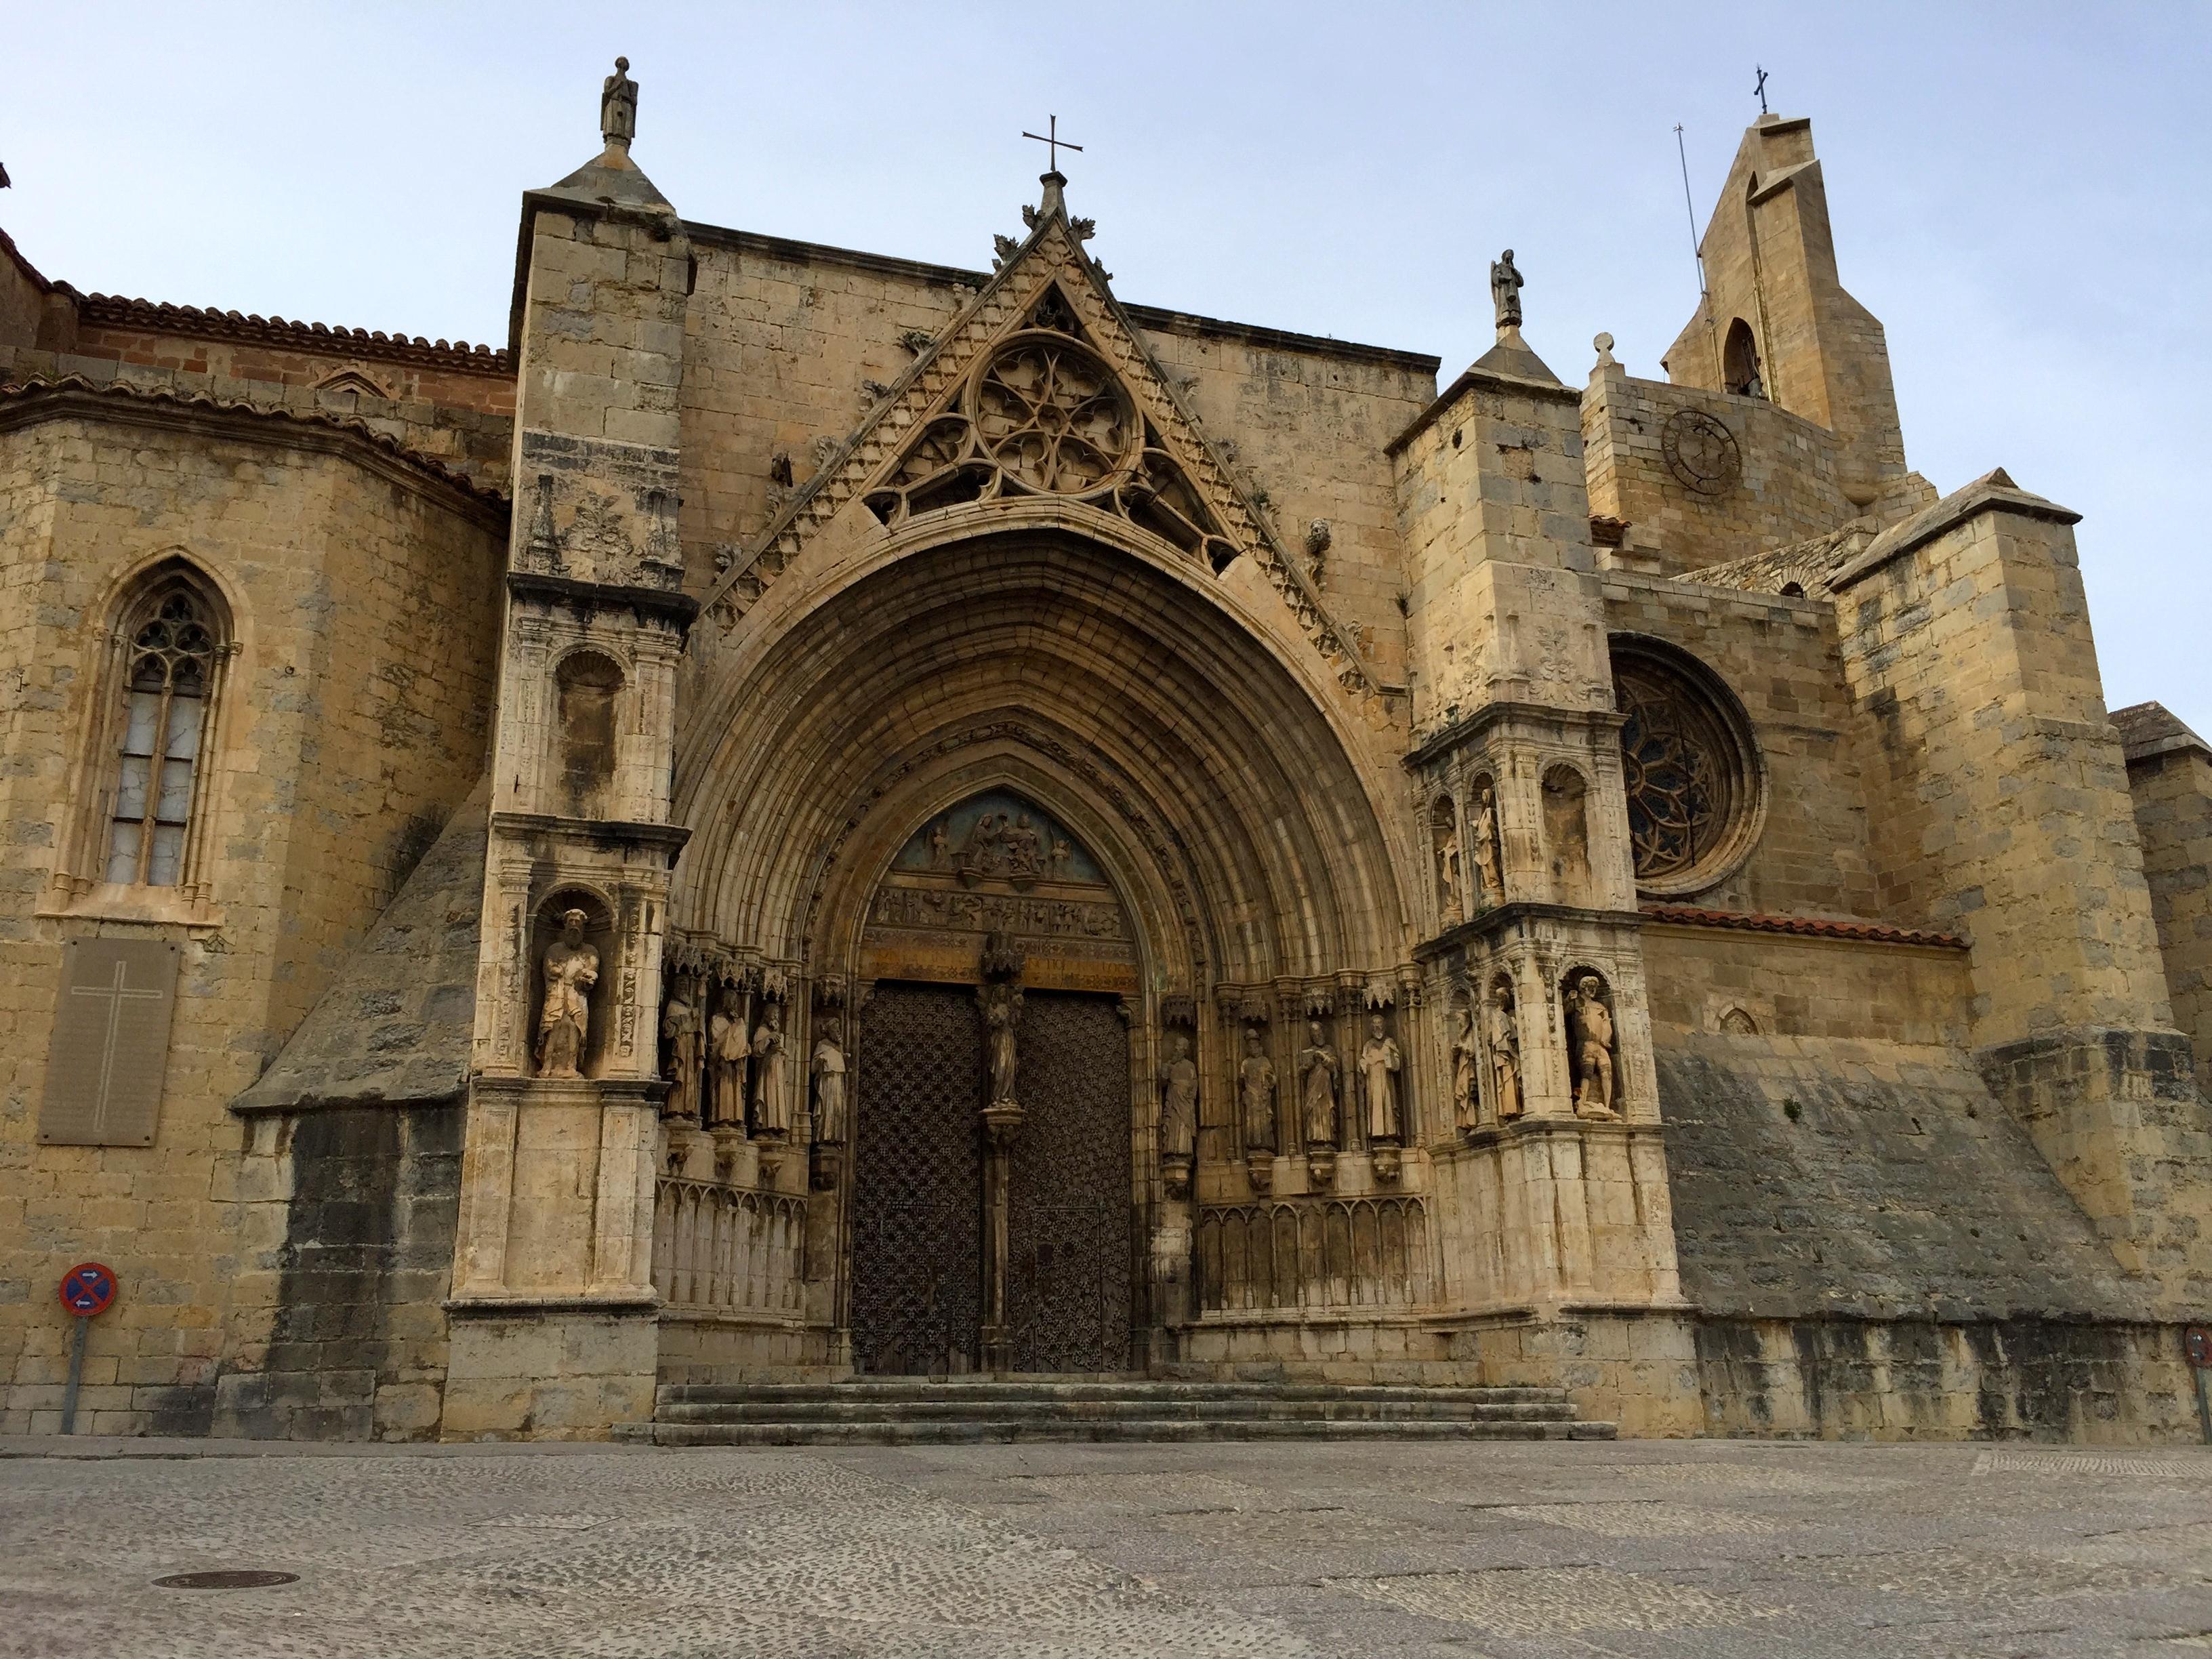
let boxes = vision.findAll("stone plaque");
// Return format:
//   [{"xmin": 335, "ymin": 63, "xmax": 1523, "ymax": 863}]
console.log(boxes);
[{"xmin": 39, "ymin": 938, "xmax": 181, "ymax": 1147}]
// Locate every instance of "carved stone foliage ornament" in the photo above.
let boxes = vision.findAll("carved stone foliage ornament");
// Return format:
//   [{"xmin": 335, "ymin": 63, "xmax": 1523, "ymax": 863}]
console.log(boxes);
[
  {"xmin": 1612, "ymin": 641, "xmax": 1764, "ymax": 894},
  {"xmin": 1660, "ymin": 408, "xmax": 1743, "ymax": 495},
  {"xmin": 861, "ymin": 288, "xmax": 1240, "ymax": 573}
]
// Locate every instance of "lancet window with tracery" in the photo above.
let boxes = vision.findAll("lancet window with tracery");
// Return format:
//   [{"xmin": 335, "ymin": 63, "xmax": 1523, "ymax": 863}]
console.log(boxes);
[{"xmin": 100, "ymin": 575, "xmax": 227, "ymax": 890}]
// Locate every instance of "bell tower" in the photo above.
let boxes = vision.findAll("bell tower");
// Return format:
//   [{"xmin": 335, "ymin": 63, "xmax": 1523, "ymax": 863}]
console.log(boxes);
[{"xmin": 1662, "ymin": 114, "xmax": 1908, "ymax": 508}]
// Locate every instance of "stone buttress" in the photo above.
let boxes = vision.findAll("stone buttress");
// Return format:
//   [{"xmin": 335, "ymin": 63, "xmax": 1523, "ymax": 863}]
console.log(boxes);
[
  {"xmin": 445, "ymin": 73, "xmax": 695, "ymax": 1439},
  {"xmin": 1391, "ymin": 319, "xmax": 1695, "ymax": 1433}
]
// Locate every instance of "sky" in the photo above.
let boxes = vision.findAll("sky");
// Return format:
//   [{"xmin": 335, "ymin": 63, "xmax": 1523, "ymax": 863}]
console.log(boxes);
[{"xmin": 7, "ymin": 1, "xmax": 2208, "ymax": 732}]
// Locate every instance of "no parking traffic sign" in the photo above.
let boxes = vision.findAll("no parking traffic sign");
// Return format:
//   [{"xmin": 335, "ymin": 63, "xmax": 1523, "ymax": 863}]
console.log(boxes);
[{"xmin": 58, "ymin": 1262, "xmax": 117, "ymax": 1317}]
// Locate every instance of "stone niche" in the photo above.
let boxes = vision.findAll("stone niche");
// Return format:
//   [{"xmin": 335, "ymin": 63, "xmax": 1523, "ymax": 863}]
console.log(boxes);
[
  {"xmin": 527, "ymin": 888, "xmax": 617, "ymax": 1080},
  {"xmin": 553, "ymin": 649, "xmax": 625, "ymax": 818},
  {"xmin": 859, "ymin": 789, "xmax": 1136, "ymax": 994}
]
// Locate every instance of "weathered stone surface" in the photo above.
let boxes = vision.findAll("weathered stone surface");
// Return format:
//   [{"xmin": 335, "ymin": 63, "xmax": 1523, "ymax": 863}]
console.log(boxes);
[
  {"xmin": 2, "ymin": 85, "xmax": 2207, "ymax": 1448},
  {"xmin": 232, "ymin": 786, "xmax": 487, "ymax": 1113}
]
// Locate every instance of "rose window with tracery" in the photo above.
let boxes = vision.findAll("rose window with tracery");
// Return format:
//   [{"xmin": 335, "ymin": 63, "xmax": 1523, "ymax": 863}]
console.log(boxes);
[
  {"xmin": 974, "ymin": 337, "xmax": 1135, "ymax": 493},
  {"xmin": 1611, "ymin": 642, "xmax": 1763, "ymax": 894}
]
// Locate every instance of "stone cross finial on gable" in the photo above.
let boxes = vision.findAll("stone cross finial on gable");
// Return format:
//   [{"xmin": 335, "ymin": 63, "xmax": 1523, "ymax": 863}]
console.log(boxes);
[{"xmin": 602, "ymin": 56, "xmax": 638, "ymax": 149}]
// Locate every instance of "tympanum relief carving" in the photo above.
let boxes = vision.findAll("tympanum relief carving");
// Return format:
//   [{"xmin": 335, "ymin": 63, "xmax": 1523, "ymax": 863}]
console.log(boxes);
[{"xmin": 862, "ymin": 790, "xmax": 1136, "ymax": 995}]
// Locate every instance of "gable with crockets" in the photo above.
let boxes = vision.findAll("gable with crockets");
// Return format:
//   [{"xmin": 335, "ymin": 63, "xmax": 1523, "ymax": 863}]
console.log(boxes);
[{"xmin": 701, "ymin": 203, "xmax": 1385, "ymax": 697}]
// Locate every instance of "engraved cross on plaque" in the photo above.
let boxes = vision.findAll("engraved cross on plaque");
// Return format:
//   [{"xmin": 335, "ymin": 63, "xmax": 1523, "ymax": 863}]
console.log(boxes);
[
  {"xmin": 70, "ymin": 959, "xmax": 165, "ymax": 1136},
  {"xmin": 1021, "ymin": 115, "xmax": 1083, "ymax": 174}
]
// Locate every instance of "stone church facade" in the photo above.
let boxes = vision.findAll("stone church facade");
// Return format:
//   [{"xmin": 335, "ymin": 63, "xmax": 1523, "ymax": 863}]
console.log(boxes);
[{"xmin": 5, "ymin": 70, "xmax": 2209, "ymax": 1441}]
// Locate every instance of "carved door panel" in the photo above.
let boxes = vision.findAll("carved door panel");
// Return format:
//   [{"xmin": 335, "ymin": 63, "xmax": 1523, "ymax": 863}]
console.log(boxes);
[
  {"xmin": 1008, "ymin": 991, "xmax": 1134, "ymax": 1373},
  {"xmin": 851, "ymin": 983, "xmax": 984, "ymax": 1375}
]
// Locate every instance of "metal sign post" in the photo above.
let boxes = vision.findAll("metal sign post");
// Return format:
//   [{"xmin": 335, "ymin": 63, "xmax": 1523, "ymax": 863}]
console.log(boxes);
[
  {"xmin": 57, "ymin": 1263, "xmax": 118, "ymax": 1435},
  {"xmin": 2185, "ymin": 1326, "xmax": 2212, "ymax": 1446}
]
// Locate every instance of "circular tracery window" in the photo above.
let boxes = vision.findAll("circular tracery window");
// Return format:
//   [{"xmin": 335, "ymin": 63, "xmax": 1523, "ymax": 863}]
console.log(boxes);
[
  {"xmin": 1612, "ymin": 641, "xmax": 1764, "ymax": 895},
  {"xmin": 972, "ymin": 334, "xmax": 1135, "ymax": 494}
]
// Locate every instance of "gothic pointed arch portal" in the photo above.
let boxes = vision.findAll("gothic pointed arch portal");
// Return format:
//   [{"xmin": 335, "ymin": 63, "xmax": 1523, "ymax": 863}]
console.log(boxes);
[
  {"xmin": 848, "ymin": 790, "xmax": 1137, "ymax": 1376},
  {"xmin": 665, "ymin": 519, "xmax": 1416, "ymax": 1378}
]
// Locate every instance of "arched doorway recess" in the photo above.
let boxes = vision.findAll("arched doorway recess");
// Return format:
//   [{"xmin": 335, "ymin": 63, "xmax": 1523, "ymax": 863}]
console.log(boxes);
[{"xmin": 666, "ymin": 526, "xmax": 1413, "ymax": 1373}]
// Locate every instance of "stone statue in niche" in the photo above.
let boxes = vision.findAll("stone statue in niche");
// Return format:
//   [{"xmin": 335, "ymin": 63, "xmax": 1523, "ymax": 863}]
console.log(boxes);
[
  {"xmin": 708, "ymin": 988, "xmax": 748, "ymax": 1132},
  {"xmin": 600, "ymin": 56, "xmax": 638, "ymax": 147},
  {"xmin": 1298, "ymin": 1019, "xmax": 1341, "ymax": 1149},
  {"xmin": 1490, "ymin": 249, "xmax": 1525, "ymax": 331},
  {"xmin": 810, "ymin": 1031, "xmax": 847, "ymax": 1143},
  {"xmin": 750, "ymin": 1003, "xmax": 792, "ymax": 1137},
  {"xmin": 1569, "ymin": 973, "xmax": 1618, "ymax": 1118},
  {"xmin": 1487, "ymin": 980, "xmax": 1523, "ymax": 1121},
  {"xmin": 983, "ymin": 983, "xmax": 1023, "ymax": 1108},
  {"xmin": 1359, "ymin": 1013, "xmax": 1402, "ymax": 1143},
  {"xmin": 1161, "ymin": 1031, "xmax": 1198, "ymax": 1161},
  {"xmin": 536, "ymin": 907, "xmax": 598, "ymax": 1079},
  {"xmin": 660, "ymin": 975, "xmax": 703, "ymax": 1124},
  {"xmin": 1237, "ymin": 1027, "xmax": 1276, "ymax": 1155},
  {"xmin": 1435, "ymin": 819, "xmax": 1465, "ymax": 926},
  {"xmin": 926, "ymin": 821, "xmax": 951, "ymax": 867},
  {"xmin": 1450, "ymin": 1003, "xmax": 1481, "ymax": 1133},
  {"xmin": 1471, "ymin": 784, "xmax": 1504, "ymax": 907}
]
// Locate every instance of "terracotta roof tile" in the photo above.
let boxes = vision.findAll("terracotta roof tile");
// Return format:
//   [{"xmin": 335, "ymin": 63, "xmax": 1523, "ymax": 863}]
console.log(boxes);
[
  {"xmin": 68, "ymin": 289, "xmax": 512, "ymax": 373},
  {"xmin": 1642, "ymin": 902, "xmax": 1967, "ymax": 949}
]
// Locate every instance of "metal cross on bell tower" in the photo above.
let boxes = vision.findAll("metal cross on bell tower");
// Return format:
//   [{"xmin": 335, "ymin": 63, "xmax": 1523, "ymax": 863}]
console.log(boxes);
[
  {"xmin": 1022, "ymin": 115, "xmax": 1083, "ymax": 175},
  {"xmin": 1753, "ymin": 66, "xmax": 1770, "ymax": 115}
]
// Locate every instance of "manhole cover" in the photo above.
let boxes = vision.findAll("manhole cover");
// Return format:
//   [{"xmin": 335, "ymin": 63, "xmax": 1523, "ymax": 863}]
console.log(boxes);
[{"xmin": 152, "ymin": 1570, "xmax": 299, "ymax": 1591}]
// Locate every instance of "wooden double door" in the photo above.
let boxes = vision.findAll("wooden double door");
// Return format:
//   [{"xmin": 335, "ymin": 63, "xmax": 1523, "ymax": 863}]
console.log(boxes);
[{"xmin": 848, "ymin": 982, "xmax": 1133, "ymax": 1374}]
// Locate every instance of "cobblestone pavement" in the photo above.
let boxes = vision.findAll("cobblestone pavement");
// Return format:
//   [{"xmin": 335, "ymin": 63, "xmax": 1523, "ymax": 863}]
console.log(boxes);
[{"xmin": 4, "ymin": 1437, "xmax": 2212, "ymax": 1656}]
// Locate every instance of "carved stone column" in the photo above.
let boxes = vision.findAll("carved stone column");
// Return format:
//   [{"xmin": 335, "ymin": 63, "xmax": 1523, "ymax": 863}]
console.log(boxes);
[{"xmin": 976, "ymin": 937, "xmax": 1025, "ymax": 1375}]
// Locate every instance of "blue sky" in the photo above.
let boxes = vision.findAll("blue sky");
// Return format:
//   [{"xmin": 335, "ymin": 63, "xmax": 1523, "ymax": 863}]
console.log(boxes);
[{"xmin": 8, "ymin": 1, "xmax": 2206, "ymax": 731}]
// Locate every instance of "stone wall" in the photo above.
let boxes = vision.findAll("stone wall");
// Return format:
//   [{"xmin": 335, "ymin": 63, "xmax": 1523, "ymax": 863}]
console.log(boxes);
[
  {"xmin": 1694, "ymin": 1317, "xmax": 2202, "ymax": 1441},
  {"xmin": 673, "ymin": 226, "xmax": 1437, "ymax": 691},
  {"xmin": 1599, "ymin": 571, "xmax": 1884, "ymax": 918},
  {"xmin": 1582, "ymin": 369, "xmax": 1856, "ymax": 575},
  {"xmin": 1643, "ymin": 925, "xmax": 1970, "ymax": 1046},
  {"xmin": 0, "ymin": 409, "xmax": 501, "ymax": 1435},
  {"xmin": 2121, "ymin": 726, "xmax": 2212, "ymax": 1094},
  {"xmin": 0, "ymin": 342, "xmax": 513, "ymax": 494},
  {"xmin": 211, "ymin": 1103, "xmax": 464, "ymax": 1440}
]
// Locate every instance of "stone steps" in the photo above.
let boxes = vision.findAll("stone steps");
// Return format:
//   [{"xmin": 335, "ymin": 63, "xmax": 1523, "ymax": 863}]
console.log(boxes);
[{"xmin": 648, "ymin": 1378, "xmax": 1616, "ymax": 1446}]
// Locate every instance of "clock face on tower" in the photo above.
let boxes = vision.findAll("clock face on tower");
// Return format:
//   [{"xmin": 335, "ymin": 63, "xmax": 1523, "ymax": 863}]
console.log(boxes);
[{"xmin": 1660, "ymin": 408, "xmax": 1743, "ymax": 495}]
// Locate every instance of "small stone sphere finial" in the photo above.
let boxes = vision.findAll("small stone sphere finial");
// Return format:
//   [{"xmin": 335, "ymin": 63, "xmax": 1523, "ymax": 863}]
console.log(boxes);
[{"xmin": 1593, "ymin": 331, "xmax": 1619, "ymax": 368}]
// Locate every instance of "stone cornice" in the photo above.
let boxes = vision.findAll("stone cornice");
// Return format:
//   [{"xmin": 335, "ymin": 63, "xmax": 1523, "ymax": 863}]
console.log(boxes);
[
  {"xmin": 507, "ymin": 569, "xmax": 701, "ymax": 631},
  {"xmin": 489, "ymin": 810, "xmax": 693, "ymax": 860},
  {"xmin": 0, "ymin": 374, "xmax": 511, "ymax": 525},
  {"xmin": 1404, "ymin": 701, "xmax": 1627, "ymax": 773},
  {"xmin": 1641, "ymin": 903, "xmax": 1968, "ymax": 950},
  {"xmin": 1387, "ymin": 359, "xmax": 1582, "ymax": 458},
  {"xmin": 1413, "ymin": 901, "xmax": 1645, "ymax": 962}
]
